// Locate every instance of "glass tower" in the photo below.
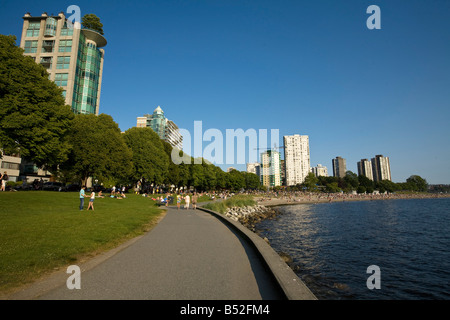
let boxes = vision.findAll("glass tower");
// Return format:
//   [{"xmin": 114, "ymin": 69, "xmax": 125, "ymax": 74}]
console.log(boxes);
[
  {"xmin": 20, "ymin": 12, "xmax": 107, "ymax": 115},
  {"xmin": 137, "ymin": 106, "xmax": 183, "ymax": 150}
]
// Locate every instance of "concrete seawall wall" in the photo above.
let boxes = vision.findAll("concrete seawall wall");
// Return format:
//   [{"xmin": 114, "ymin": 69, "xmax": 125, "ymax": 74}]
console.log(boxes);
[{"xmin": 198, "ymin": 207, "xmax": 317, "ymax": 300}]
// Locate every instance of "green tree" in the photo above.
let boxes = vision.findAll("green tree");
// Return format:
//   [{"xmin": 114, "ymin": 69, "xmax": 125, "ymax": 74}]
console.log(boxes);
[
  {"xmin": 326, "ymin": 182, "xmax": 341, "ymax": 193},
  {"xmin": 214, "ymin": 166, "xmax": 227, "ymax": 190},
  {"xmin": 189, "ymin": 160, "xmax": 206, "ymax": 191},
  {"xmin": 376, "ymin": 180, "xmax": 399, "ymax": 193},
  {"xmin": 344, "ymin": 171, "xmax": 359, "ymax": 190},
  {"xmin": 357, "ymin": 186, "xmax": 366, "ymax": 194},
  {"xmin": 358, "ymin": 175, "xmax": 375, "ymax": 193},
  {"xmin": 243, "ymin": 172, "xmax": 261, "ymax": 190},
  {"xmin": 226, "ymin": 169, "xmax": 245, "ymax": 192},
  {"xmin": 81, "ymin": 14, "xmax": 104, "ymax": 35},
  {"xmin": 203, "ymin": 163, "xmax": 217, "ymax": 191},
  {"xmin": 162, "ymin": 141, "xmax": 181, "ymax": 187},
  {"xmin": 0, "ymin": 35, "xmax": 74, "ymax": 168},
  {"xmin": 123, "ymin": 127, "xmax": 169, "ymax": 186},
  {"xmin": 302, "ymin": 172, "xmax": 319, "ymax": 191},
  {"xmin": 406, "ymin": 175, "xmax": 428, "ymax": 192},
  {"xmin": 60, "ymin": 114, "xmax": 132, "ymax": 185}
]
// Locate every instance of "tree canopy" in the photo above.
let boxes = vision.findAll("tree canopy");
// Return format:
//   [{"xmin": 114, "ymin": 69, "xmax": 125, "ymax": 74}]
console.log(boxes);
[
  {"xmin": 59, "ymin": 114, "xmax": 132, "ymax": 185},
  {"xmin": 81, "ymin": 14, "xmax": 104, "ymax": 35},
  {"xmin": 0, "ymin": 35, "xmax": 74, "ymax": 168},
  {"xmin": 123, "ymin": 127, "xmax": 169, "ymax": 185}
]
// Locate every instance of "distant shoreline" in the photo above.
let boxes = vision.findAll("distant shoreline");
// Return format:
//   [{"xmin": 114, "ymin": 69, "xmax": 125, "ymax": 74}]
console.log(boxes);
[{"xmin": 255, "ymin": 193, "xmax": 450, "ymax": 207}]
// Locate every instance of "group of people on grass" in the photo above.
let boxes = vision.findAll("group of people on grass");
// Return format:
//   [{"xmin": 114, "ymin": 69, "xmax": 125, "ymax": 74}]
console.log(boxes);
[{"xmin": 78, "ymin": 185, "xmax": 200, "ymax": 212}]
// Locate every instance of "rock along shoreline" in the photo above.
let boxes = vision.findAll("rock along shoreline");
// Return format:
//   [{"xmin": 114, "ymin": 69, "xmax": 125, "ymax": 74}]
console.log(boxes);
[{"xmin": 225, "ymin": 204, "xmax": 281, "ymax": 233}]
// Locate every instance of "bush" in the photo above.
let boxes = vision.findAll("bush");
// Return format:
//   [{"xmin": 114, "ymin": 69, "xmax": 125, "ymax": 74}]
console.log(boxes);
[{"xmin": 203, "ymin": 195, "xmax": 256, "ymax": 214}]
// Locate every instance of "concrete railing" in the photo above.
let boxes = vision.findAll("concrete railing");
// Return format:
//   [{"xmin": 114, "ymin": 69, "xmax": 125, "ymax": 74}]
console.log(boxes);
[{"xmin": 198, "ymin": 206, "xmax": 317, "ymax": 300}]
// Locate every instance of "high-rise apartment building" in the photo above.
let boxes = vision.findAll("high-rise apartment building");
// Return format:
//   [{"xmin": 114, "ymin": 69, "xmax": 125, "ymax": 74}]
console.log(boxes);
[
  {"xmin": 283, "ymin": 135, "xmax": 310, "ymax": 186},
  {"xmin": 332, "ymin": 156, "xmax": 347, "ymax": 178},
  {"xmin": 260, "ymin": 150, "xmax": 281, "ymax": 187},
  {"xmin": 20, "ymin": 12, "xmax": 107, "ymax": 115},
  {"xmin": 371, "ymin": 155, "xmax": 391, "ymax": 182},
  {"xmin": 137, "ymin": 106, "xmax": 183, "ymax": 150},
  {"xmin": 357, "ymin": 159, "xmax": 374, "ymax": 180},
  {"xmin": 312, "ymin": 164, "xmax": 328, "ymax": 177},
  {"xmin": 280, "ymin": 159, "xmax": 286, "ymax": 186},
  {"xmin": 246, "ymin": 162, "xmax": 261, "ymax": 177}
]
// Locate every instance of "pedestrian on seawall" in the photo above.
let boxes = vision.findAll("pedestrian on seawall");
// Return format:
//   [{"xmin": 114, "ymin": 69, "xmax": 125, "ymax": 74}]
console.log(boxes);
[{"xmin": 185, "ymin": 194, "xmax": 190, "ymax": 209}]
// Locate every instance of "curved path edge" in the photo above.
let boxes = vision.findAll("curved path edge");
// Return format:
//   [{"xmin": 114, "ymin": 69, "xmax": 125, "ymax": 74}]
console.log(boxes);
[{"xmin": 198, "ymin": 207, "xmax": 317, "ymax": 300}]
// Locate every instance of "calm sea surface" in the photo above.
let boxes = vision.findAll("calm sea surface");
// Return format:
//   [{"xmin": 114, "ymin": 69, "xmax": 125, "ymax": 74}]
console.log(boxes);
[{"xmin": 255, "ymin": 198, "xmax": 450, "ymax": 300}]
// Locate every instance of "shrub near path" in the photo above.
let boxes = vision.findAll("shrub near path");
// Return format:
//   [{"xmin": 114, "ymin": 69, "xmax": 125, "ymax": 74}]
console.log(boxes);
[{"xmin": 0, "ymin": 191, "xmax": 163, "ymax": 294}]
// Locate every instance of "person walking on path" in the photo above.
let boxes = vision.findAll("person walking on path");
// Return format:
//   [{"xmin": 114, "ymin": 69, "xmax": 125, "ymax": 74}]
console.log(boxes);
[
  {"xmin": 87, "ymin": 190, "xmax": 95, "ymax": 211},
  {"xmin": 177, "ymin": 193, "xmax": 181, "ymax": 210},
  {"xmin": 192, "ymin": 192, "xmax": 198, "ymax": 210},
  {"xmin": 79, "ymin": 186, "xmax": 87, "ymax": 210},
  {"xmin": 185, "ymin": 194, "xmax": 190, "ymax": 209},
  {"xmin": 165, "ymin": 193, "xmax": 170, "ymax": 207}
]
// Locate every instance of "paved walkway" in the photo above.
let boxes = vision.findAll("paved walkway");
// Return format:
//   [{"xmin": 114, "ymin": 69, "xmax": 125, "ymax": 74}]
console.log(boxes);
[{"xmin": 12, "ymin": 206, "xmax": 285, "ymax": 300}]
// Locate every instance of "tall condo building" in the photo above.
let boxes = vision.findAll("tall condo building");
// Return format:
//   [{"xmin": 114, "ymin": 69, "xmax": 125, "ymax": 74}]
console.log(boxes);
[
  {"xmin": 260, "ymin": 150, "xmax": 281, "ymax": 187},
  {"xmin": 283, "ymin": 134, "xmax": 310, "ymax": 186},
  {"xmin": 20, "ymin": 12, "xmax": 107, "ymax": 115},
  {"xmin": 136, "ymin": 106, "xmax": 183, "ymax": 150},
  {"xmin": 371, "ymin": 155, "xmax": 391, "ymax": 182},
  {"xmin": 357, "ymin": 159, "xmax": 374, "ymax": 180},
  {"xmin": 332, "ymin": 156, "xmax": 347, "ymax": 178}
]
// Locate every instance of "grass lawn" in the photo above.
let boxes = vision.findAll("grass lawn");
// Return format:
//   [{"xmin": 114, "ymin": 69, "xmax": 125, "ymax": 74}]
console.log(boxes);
[{"xmin": 0, "ymin": 191, "xmax": 164, "ymax": 294}]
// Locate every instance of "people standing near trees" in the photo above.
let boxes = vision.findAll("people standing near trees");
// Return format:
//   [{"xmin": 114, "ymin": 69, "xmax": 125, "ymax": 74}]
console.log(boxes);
[
  {"xmin": 192, "ymin": 192, "xmax": 198, "ymax": 210},
  {"xmin": 79, "ymin": 186, "xmax": 87, "ymax": 210},
  {"xmin": 165, "ymin": 193, "xmax": 170, "ymax": 207},
  {"xmin": 185, "ymin": 194, "xmax": 190, "ymax": 209},
  {"xmin": 87, "ymin": 190, "xmax": 95, "ymax": 211},
  {"xmin": 1, "ymin": 171, "xmax": 8, "ymax": 191},
  {"xmin": 177, "ymin": 193, "xmax": 181, "ymax": 210}
]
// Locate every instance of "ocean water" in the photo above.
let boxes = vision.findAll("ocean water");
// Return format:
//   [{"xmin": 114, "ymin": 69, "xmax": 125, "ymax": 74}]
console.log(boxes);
[{"xmin": 255, "ymin": 198, "xmax": 450, "ymax": 300}]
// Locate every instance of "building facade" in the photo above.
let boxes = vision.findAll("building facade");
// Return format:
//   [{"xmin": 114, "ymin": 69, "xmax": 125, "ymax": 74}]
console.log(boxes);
[
  {"xmin": 0, "ymin": 151, "xmax": 22, "ymax": 182},
  {"xmin": 332, "ymin": 156, "xmax": 347, "ymax": 178},
  {"xmin": 283, "ymin": 134, "xmax": 310, "ymax": 186},
  {"xmin": 20, "ymin": 12, "xmax": 107, "ymax": 115},
  {"xmin": 357, "ymin": 159, "xmax": 374, "ymax": 180},
  {"xmin": 246, "ymin": 162, "xmax": 261, "ymax": 177},
  {"xmin": 260, "ymin": 150, "xmax": 281, "ymax": 187},
  {"xmin": 137, "ymin": 106, "xmax": 183, "ymax": 150},
  {"xmin": 311, "ymin": 164, "xmax": 328, "ymax": 177},
  {"xmin": 371, "ymin": 155, "xmax": 391, "ymax": 182}
]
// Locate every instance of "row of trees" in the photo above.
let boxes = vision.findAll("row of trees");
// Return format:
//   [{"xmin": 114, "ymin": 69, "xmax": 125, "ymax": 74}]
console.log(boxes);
[
  {"xmin": 0, "ymin": 34, "xmax": 430, "ymax": 194},
  {"xmin": 0, "ymin": 34, "xmax": 260, "ymax": 192},
  {"xmin": 295, "ymin": 171, "xmax": 428, "ymax": 193},
  {"xmin": 59, "ymin": 120, "xmax": 262, "ymax": 192}
]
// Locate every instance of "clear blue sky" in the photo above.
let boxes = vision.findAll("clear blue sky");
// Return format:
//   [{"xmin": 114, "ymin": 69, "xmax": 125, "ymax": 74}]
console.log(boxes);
[{"xmin": 1, "ymin": 0, "xmax": 450, "ymax": 184}]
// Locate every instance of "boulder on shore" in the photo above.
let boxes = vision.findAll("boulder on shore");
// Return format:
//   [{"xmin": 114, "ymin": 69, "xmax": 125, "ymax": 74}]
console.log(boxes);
[{"xmin": 224, "ymin": 205, "xmax": 282, "ymax": 232}]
